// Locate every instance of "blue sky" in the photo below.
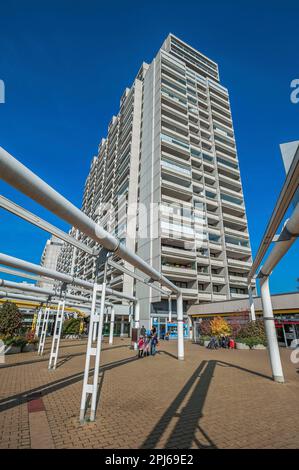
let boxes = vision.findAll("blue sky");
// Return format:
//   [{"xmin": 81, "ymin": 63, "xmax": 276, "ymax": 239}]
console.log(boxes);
[{"xmin": 0, "ymin": 0, "xmax": 298, "ymax": 293}]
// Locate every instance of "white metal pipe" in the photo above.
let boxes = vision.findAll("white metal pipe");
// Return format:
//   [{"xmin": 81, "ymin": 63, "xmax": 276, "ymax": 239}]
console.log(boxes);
[
  {"xmin": 168, "ymin": 296, "xmax": 172, "ymax": 323},
  {"xmin": 260, "ymin": 277, "xmax": 284, "ymax": 383},
  {"xmin": 134, "ymin": 301, "xmax": 140, "ymax": 351},
  {"xmin": 35, "ymin": 308, "xmax": 43, "ymax": 337},
  {"xmin": 177, "ymin": 292, "xmax": 184, "ymax": 360},
  {"xmin": 0, "ymin": 277, "xmax": 111, "ymax": 311},
  {"xmin": 259, "ymin": 202, "xmax": 299, "ymax": 278},
  {"xmin": 108, "ymin": 306, "xmax": 115, "ymax": 345},
  {"xmin": 0, "ymin": 289, "xmax": 90, "ymax": 313},
  {"xmin": 0, "ymin": 194, "xmax": 94, "ymax": 255},
  {"xmin": 0, "ymin": 265, "xmax": 53, "ymax": 284},
  {"xmin": 248, "ymin": 148, "xmax": 299, "ymax": 283},
  {"xmin": 0, "ymin": 147, "xmax": 180, "ymax": 294},
  {"xmin": 188, "ymin": 316, "xmax": 193, "ymax": 340},
  {"xmin": 80, "ymin": 283, "xmax": 98, "ymax": 422},
  {"xmin": 0, "ymin": 252, "xmax": 135, "ymax": 302},
  {"xmin": 248, "ymin": 286, "xmax": 256, "ymax": 321},
  {"xmin": 90, "ymin": 282, "xmax": 106, "ymax": 421}
]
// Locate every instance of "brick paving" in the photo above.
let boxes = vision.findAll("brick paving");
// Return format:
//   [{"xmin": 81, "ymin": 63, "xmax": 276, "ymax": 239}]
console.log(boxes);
[{"xmin": 0, "ymin": 337, "xmax": 298, "ymax": 449}]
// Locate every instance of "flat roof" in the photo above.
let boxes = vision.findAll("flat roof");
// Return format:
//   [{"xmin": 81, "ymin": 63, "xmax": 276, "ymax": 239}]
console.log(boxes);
[{"xmin": 188, "ymin": 291, "xmax": 299, "ymax": 317}]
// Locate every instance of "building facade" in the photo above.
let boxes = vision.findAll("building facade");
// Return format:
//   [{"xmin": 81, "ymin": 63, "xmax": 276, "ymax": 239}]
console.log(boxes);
[
  {"xmin": 39, "ymin": 236, "xmax": 63, "ymax": 288},
  {"xmin": 58, "ymin": 34, "xmax": 256, "ymax": 332}
]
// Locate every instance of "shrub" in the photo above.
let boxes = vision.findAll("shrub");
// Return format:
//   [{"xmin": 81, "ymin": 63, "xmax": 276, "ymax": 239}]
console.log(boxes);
[
  {"xmin": 237, "ymin": 320, "xmax": 267, "ymax": 346},
  {"xmin": 210, "ymin": 317, "xmax": 231, "ymax": 337},
  {"xmin": 25, "ymin": 330, "xmax": 39, "ymax": 344},
  {"xmin": 0, "ymin": 302, "xmax": 22, "ymax": 336},
  {"xmin": 3, "ymin": 335, "xmax": 27, "ymax": 348},
  {"xmin": 229, "ymin": 319, "xmax": 242, "ymax": 339},
  {"xmin": 199, "ymin": 320, "xmax": 212, "ymax": 336},
  {"xmin": 199, "ymin": 334, "xmax": 212, "ymax": 345},
  {"xmin": 62, "ymin": 318, "xmax": 81, "ymax": 336},
  {"xmin": 235, "ymin": 336, "xmax": 267, "ymax": 348}
]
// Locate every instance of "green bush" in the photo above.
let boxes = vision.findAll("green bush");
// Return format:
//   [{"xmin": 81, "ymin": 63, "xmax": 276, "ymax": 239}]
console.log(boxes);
[
  {"xmin": 62, "ymin": 318, "xmax": 81, "ymax": 336},
  {"xmin": 236, "ymin": 320, "xmax": 267, "ymax": 347},
  {"xmin": 3, "ymin": 335, "xmax": 27, "ymax": 348},
  {"xmin": 235, "ymin": 336, "xmax": 267, "ymax": 348},
  {"xmin": 0, "ymin": 302, "xmax": 22, "ymax": 336},
  {"xmin": 199, "ymin": 335, "xmax": 211, "ymax": 345}
]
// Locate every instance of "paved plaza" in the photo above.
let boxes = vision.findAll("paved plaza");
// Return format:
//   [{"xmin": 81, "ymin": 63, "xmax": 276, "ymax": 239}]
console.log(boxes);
[{"xmin": 0, "ymin": 338, "xmax": 298, "ymax": 449}]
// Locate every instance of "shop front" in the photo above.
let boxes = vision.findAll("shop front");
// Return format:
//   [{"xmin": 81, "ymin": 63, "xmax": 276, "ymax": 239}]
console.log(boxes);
[
  {"xmin": 275, "ymin": 319, "xmax": 299, "ymax": 347},
  {"xmin": 152, "ymin": 316, "xmax": 189, "ymax": 340}
]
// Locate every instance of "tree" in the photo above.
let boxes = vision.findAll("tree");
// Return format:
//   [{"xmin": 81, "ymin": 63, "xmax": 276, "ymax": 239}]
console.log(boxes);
[
  {"xmin": 210, "ymin": 317, "xmax": 231, "ymax": 337},
  {"xmin": 62, "ymin": 318, "xmax": 81, "ymax": 335},
  {"xmin": 199, "ymin": 319, "xmax": 212, "ymax": 336},
  {"xmin": 0, "ymin": 302, "xmax": 22, "ymax": 336}
]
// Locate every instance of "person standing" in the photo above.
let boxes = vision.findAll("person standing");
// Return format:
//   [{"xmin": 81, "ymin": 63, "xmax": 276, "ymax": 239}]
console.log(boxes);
[
  {"xmin": 150, "ymin": 326, "xmax": 158, "ymax": 356},
  {"xmin": 140, "ymin": 325, "xmax": 146, "ymax": 337}
]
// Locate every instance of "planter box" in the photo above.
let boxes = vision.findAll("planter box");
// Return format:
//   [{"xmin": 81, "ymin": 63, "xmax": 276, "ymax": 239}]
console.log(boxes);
[
  {"xmin": 22, "ymin": 343, "xmax": 36, "ymax": 352},
  {"xmin": 236, "ymin": 342, "xmax": 250, "ymax": 350},
  {"xmin": 64, "ymin": 334, "xmax": 80, "ymax": 340},
  {"xmin": 252, "ymin": 344, "xmax": 266, "ymax": 350},
  {"xmin": 5, "ymin": 345, "xmax": 21, "ymax": 355}
]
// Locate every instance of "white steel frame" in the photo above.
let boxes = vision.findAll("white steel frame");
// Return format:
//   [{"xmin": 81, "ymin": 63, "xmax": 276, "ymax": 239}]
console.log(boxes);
[
  {"xmin": 48, "ymin": 300, "xmax": 66, "ymax": 370},
  {"xmin": 38, "ymin": 307, "xmax": 50, "ymax": 355}
]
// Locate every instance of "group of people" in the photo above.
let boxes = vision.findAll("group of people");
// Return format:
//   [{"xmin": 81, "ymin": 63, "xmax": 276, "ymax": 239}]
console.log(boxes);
[
  {"xmin": 207, "ymin": 335, "xmax": 235, "ymax": 350},
  {"xmin": 137, "ymin": 325, "xmax": 158, "ymax": 358}
]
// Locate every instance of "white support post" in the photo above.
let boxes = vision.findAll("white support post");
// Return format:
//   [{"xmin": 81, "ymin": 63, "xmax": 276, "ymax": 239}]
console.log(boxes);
[
  {"xmin": 177, "ymin": 292, "xmax": 184, "ymax": 361},
  {"xmin": 38, "ymin": 307, "xmax": 50, "ymax": 355},
  {"xmin": 248, "ymin": 286, "xmax": 256, "ymax": 321},
  {"xmin": 188, "ymin": 316, "xmax": 193, "ymax": 340},
  {"xmin": 260, "ymin": 277, "xmax": 284, "ymax": 383},
  {"xmin": 120, "ymin": 316, "xmax": 125, "ymax": 337},
  {"xmin": 108, "ymin": 306, "xmax": 115, "ymax": 345},
  {"xmin": 90, "ymin": 281, "xmax": 106, "ymax": 421},
  {"xmin": 48, "ymin": 300, "xmax": 65, "ymax": 370},
  {"xmin": 35, "ymin": 308, "xmax": 43, "ymax": 337},
  {"xmin": 80, "ymin": 256, "xmax": 107, "ymax": 424},
  {"xmin": 168, "ymin": 296, "xmax": 172, "ymax": 323},
  {"xmin": 134, "ymin": 301, "xmax": 140, "ymax": 351},
  {"xmin": 92, "ymin": 307, "xmax": 98, "ymax": 342}
]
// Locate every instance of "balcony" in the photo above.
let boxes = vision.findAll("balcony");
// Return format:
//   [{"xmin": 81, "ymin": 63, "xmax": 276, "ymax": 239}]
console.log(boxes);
[
  {"xmin": 227, "ymin": 258, "xmax": 251, "ymax": 269},
  {"xmin": 222, "ymin": 212, "xmax": 247, "ymax": 226},
  {"xmin": 197, "ymin": 273, "xmax": 210, "ymax": 282},
  {"xmin": 162, "ymin": 245, "xmax": 196, "ymax": 260},
  {"xmin": 197, "ymin": 255, "xmax": 210, "ymax": 265},
  {"xmin": 161, "ymin": 101, "xmax": 187, "ymax": 120},
  {"xmin": 211, "ymin": 275, "xmax": 226, "ymax": 283},
  {"xmin": 181, "ymin": 288, "xmax": 199, "ymax": 299},
  {"xmin": 210, "ymin": 258, "xmax": 224, "ymax": 267},
  {"xmin": 224, "ymin": 226, "xmax": 249, "ymax": 238},
  {"xmin": 162, "ymin": 265, "xmax": 197, "ymax": 279},
  {"xmin": 230, "ymin": 292, "xmax": 248, "ymax": 299},
  {"xmin": 161, "ymin": 178, "xmax": 193, "ymax": 201},
  {"xmin": 229, "ymin": 274, "xmax": 248, "ymax": 285},
  {"xmin": 161, "ymin": 158, "xmax": 191, "ymax": 179},
  {"xmin": 212, "ymin": 293, "xmax": 227, "ymax": 301},
  {"xmin": 198, "ymin": 292, "xmax": 212, "ymax": 301}
]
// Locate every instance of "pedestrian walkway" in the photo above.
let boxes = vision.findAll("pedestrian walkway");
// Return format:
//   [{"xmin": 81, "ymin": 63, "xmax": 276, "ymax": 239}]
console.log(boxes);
[{"xmin": 0, "ymin": 338, "xmax": 298, "ymax": 449}]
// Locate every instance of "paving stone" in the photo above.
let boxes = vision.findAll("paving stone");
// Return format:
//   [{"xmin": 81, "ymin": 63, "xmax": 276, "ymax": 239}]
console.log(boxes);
[{"xmin": 0, "ymin": 338, "xmax": 298, "ymax": 448}]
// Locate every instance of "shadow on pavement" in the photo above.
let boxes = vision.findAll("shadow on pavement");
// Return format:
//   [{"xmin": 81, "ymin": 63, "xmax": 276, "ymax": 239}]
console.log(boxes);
[
  {"xmin": 141, "ymin": 360, "xmax": 217, "ymax": 449},
  {"xmin": 0, "ymin": 344, "xmax": 129, "ymax": 370},
  {"xmin": 0, "ymin": 355, "xmax": 139, "ymax": 413}
]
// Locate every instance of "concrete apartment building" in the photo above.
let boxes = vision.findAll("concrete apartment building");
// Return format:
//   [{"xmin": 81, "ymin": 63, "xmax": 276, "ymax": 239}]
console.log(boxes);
[
  {"xmin": 58, "ymin": 34, "xmax": 255, "ymax": 332},
  {"xmin": 38, "ymin": 235, "xmax": 63, "ymax": 288}
]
